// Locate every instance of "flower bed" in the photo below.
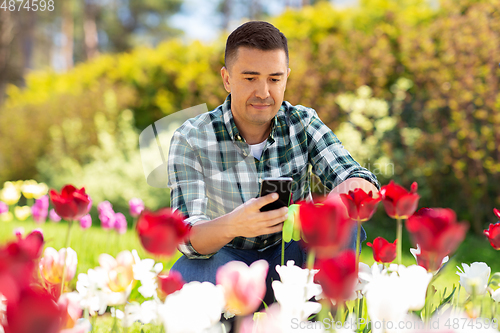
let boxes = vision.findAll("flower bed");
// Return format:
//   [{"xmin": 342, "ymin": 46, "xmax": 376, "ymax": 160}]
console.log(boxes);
[{"xmin": 0, "ymin": 180, "xmax": 500, "ymax": 332}]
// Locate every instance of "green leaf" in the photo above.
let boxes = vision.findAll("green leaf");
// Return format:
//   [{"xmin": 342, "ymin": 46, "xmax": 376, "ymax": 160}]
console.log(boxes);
[{"xmin": 489, "ymin": 272, "xmax": 500, "ymax": 287}]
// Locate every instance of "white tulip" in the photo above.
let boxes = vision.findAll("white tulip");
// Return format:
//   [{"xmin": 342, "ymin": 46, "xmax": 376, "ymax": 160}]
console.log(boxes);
[
  {"xmin": 397, "ymin": 265, "xmax": 433, "ymax": 311},
  {"xmin": 272, "ymin": 260, "xmax": 322, "ymax": 322},
  {"xmin": 456, "ymin": 262, "xmax": 491, "ymax": 295},
  {"xmin": 131, "ymin": 250, "xmax": 163, "ymax": 298},
  {"xmin": 159, "ymin": 281, "xmax": 225, "ymax": 333},
  {"xmin": 364, "ymin": 272, "xmax": 410, "ymax": 333}
]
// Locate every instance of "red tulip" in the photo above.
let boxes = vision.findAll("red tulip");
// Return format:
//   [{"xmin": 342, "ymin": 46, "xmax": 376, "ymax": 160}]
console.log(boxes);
[
  {"xmin": 484, "ymin": 223, "xmax": 500, "ymax": 251},
  {"xmin": 136, "ymin": 208, "xmax": 190, "ymax": 256},
  {"xmin": 410, "ymin": 245, "xmax": 449, "ymax": 273},
  {"xmin": 49, "ymin": 185, "xmax": 91, "ymax": 221},
  {"xmin": 157, "ymin": 270, "xmax": 185, "ymax": 301},
  {"xmin": 340, "ymin": 188, "xmax": 381, "ymax": 222},
  {"xmin": 379, "ymin": 181, "xmax": 420, "ymax": 219},
  {"xmin": 0, "ymin": 230, "xmax": 44, "ymax": 303},
  {"xmin": 406, "ymin": 208, "xmax": 468, "ymax": 271},
  {"xmin": 298, "ymin": 199, "xmax": 355, "ymax": 258},
  {"xmin": 366, "ymin": 237, "xmax": 397, "ymax": 263},
  {"xmin": 483, "ymin": 208, "xmax": 500, "ymax": 250},
  {"xmin": 314, "ymin": 251, "xmax": 358, "ymax": 305},
  {"xmin": 5, "ymin": 287, "xmax": 63, "ymax": 333}
]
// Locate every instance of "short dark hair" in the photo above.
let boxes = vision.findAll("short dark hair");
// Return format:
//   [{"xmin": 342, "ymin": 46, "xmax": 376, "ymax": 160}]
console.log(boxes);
[{"xmin": 225, "ymin": 21, "xmax": 289, "ymax": 70}]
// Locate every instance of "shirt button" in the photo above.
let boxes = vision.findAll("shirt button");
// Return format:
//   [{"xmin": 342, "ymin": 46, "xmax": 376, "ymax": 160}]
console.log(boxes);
[
  {"xmin": 263, "ymin": 240, "xmax": 268, "ymax": 245},
  {"xmin": 236, "ymin": 135, "xmax": 241, "ymax": 140}
]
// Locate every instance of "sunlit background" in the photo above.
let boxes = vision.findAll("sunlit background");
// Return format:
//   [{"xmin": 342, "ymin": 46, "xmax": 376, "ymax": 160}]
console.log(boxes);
[{"xmin": 0, "ymin": 0, "xmax": 499, "ymax": 239}]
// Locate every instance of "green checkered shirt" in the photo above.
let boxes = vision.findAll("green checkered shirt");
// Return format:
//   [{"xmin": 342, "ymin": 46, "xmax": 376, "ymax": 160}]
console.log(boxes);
[{"xmin": 168, "ymin": 94, "xmax": 379, "ymax": 259}]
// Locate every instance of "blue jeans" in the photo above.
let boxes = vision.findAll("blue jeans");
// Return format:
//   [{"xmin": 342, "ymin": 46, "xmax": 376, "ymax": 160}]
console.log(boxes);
[{"xmin": 171, "ymin": 225, "xmax": 366, "ymax": 306}]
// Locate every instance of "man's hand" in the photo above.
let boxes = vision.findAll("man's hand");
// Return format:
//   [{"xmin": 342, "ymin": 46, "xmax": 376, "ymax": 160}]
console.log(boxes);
[
  {"xmin": 189, "ymin": 193, "xmax": 287, "ymax": 255},
  {"xmin": 228, "ymin": 193, "xmax": 288, "ymax": 238}
]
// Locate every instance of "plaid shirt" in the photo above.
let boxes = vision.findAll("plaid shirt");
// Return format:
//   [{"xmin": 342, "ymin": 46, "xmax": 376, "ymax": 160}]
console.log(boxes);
[{"xmin": 168, "ymin": 94, "xmax": 379, "ymax": 259}]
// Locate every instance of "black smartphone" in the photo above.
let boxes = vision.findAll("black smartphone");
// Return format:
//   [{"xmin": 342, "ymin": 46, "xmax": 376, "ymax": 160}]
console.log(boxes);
[{"xmin": 259, "ymin": 177, "xmax": 293, "ymax": 212}]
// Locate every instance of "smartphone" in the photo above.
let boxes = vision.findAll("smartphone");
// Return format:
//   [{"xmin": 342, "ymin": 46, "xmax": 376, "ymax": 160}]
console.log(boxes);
[{"xmin": 259, "ymin": 177, "xmax": 293, "ymax": 212}]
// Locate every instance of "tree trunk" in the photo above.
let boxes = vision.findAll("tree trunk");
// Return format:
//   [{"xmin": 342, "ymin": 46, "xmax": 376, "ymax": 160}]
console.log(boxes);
[
  {"xmin": 221, "ymin": 0, "xmax": 232, "ymax": 31},
  {"xmin": 20, "ymin": 10, "xmax": 36, "ymax": 79},
  {"xmin": 84, "ymin": 2, "xmax": 99, "ymax": 60},
  {"xmin": 61, "ymin": 0, "xmax": 74, "ymax": 70},
  {"xmin": 0, "ymin": 10, "xmax": 14, "ymax": 104}
]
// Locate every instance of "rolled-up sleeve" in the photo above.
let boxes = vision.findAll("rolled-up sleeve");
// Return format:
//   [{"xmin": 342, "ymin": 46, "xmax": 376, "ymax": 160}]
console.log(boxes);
[
  {"xmin": 306, "ymin": 112, "xmax": 380, "ymax": 191},
  {"xmin": 168, "ymin": 130, "xmax": 216, "ymax": 259}
]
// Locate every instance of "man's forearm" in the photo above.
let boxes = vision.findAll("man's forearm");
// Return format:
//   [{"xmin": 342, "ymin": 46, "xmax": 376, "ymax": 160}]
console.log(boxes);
[
  {"xmin": 328, "ymin": 177, "xmax": 379, "ymax": 196},
  {"xmin": 189, "ymin": 214, "xmax": 236, "ymax": 255}
]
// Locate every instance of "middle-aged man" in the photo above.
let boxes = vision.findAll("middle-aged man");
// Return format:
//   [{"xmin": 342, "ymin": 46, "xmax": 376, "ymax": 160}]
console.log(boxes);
[{"xmin": 167, "ymin": 21, "xmax": 379, "ymax": 304}]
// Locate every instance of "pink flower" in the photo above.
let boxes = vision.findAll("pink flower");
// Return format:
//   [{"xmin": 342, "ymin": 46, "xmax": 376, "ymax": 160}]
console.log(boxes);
[
  {"xmin": 98, "ymin": 201, "xmax": 115, "ymax": 229},
  {"xmin": 0, "ymin": 200, "xmax": 8, "ymax": 214},
  {"xmin": 129, "ymin": 198, "xmax": 145, "ymax": 218},
  {"xmin": 99, "ymin": 251, "xmax": 135, "ymax": 292},
  {"xmin": 39, "ymin": 247, "xmax": 78, "ymax": 284},
  {"xmin": 216, "ymin": 260, "xmax": 269, "ymax": 316},
  {"xmin": 79, "ymin": 214, "xmax": 92, "ymax": 229},
  {"xmin": 58, "ymin": 292, "xmax": 83, "ymax": 330},
  {"xmin": 97, "ymin": 201, "xmax": 113, "ymax": 214},
  {"xmin": 114, "ymin": 212, "xmax": 128, "ymax": 234},
  {"xmin": 49, "ymin": 209, "xmax": 61, "ymax": 222},
  {"xmin": 31, "ymin": 195, "xmax": 49, "ymax": 224}
]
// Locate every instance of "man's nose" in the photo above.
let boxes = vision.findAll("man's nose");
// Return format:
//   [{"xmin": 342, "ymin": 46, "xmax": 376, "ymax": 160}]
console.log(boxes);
[{"xmin": 254, "ymin": 80, "xmax": 270, "ymax": 100}]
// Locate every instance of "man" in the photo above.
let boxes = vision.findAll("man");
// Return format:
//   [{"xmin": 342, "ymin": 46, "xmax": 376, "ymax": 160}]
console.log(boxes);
[{"xmin": 168, "ymin": 21, "xmax": 379, "ymax": 302}]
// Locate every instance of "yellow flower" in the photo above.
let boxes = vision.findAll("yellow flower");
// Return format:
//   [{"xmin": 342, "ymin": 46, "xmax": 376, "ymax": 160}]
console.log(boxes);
[
  {"xmin": 21, "ymin": 180, "xmax": 48, "ymax": 199},
  {"xmin": 14, "ymin": 206, "xmax": 31, "ymax": 221},
  {"xmin": 1, "ymin": 184, "xmax": 21, "ymax": 205},
  {"xmin": 0, "ymin": 212, "xmax": 13, "ymax": 222},
  {"xmin": 21, "ymin": 179, "xmax": 38, "ymax": 199},
  {"xmin": 33, "ymin": 183, "xmax": 49, "ymax": 199}
]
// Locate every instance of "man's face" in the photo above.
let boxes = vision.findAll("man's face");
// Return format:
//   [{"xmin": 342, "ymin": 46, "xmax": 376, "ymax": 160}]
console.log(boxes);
[{"xmin": 221, "ymin": 47, "xmax": 290, "ymax": 132}]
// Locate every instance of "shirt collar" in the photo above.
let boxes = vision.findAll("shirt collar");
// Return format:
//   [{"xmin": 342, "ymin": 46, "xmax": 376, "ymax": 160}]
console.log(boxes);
[{"xmin": 222, "ymin": 94, "xmax": 285, "ymax": 144}]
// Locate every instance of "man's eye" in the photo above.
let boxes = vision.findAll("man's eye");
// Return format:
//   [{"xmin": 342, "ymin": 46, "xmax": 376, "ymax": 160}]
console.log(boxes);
[
  {"xmin": 245, "ymin": 78, "xmax": 255, "ymax": 81},
  {"xmin": 271, "ymin": 78, "xmax": 280, "ymax": 82}
]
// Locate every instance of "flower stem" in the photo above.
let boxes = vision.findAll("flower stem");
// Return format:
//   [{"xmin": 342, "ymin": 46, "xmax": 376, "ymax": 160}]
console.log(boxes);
[
  {"xmin": 425, "ymin": 282, "xmax": 433, "ymax": 321},
  {"xmin": 281, "ymin": 236, "xmax": 285, "ymax": 267},
  {"xmin": 396, "ymin": 218, "xmax": 402, "ymax": 265},
  {"xmin": 59, "ymin": 219, "xmax": 74, "ymax": 297},
  {"xmin": 355, "ymin": 221, "xmax": 361, "ymax": 267},
  {"xmin": 336, "ymin": 302, "xmax": 345, "ymax": 323},
  {"xmin": 307, "ymin": 249, "xmax": 315, "ymax": 270}
]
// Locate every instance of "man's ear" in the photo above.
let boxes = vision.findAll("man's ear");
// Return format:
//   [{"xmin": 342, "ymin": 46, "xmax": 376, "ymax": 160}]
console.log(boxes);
[
  {"xmin": 221, "ymin": 66, "xmax": 231, "ymax": 93},
  {"xmin": 284, "ymin": 67, "xmax": 291, "ymax": 92}
]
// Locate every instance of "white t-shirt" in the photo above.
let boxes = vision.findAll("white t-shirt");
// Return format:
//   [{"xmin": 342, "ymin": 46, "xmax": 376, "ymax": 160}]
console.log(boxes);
[{"xmin": 249, "ymin": 140, "xmax": 267, "ymax": 160}]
